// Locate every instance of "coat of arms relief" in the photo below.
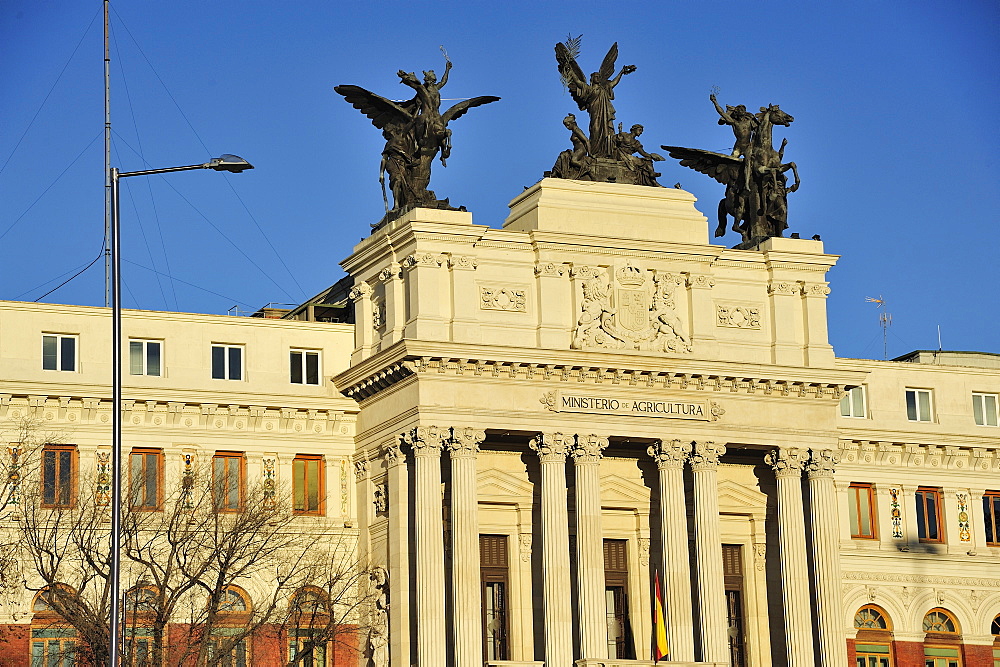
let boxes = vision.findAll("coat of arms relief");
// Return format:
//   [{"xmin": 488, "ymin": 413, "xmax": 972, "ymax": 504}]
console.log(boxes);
[{"xmin": 571, "ymin": 264, "xmax": 692, "ymax": 353}]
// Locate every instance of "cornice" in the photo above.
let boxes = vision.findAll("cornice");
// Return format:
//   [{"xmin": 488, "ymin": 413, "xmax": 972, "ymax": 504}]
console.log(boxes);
[
  {"xmin": 843, "ymin": 570, "xmax": 1000, "ymax": 588},
  {"xmin": 333, "ymin": 339, "xmax": 866, "ymax": 403},
  {"xmin": 838, "ymin": 439, "xmax": 1000, "ymax": 470}
]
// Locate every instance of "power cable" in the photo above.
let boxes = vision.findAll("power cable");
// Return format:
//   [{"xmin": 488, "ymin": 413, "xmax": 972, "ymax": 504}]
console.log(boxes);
[
  {"xmin": 123, "ymin": 259, "xmax": 256, "ymax": 309},
  {"xmin": 0, "ymin": 130, "xmax": 104, "ymax": 243},
  {"xmin": 110, "ymin": 22, "xmax": 176, "ymax": 310},
  {"xmin": 112, "ymin": 131, "xmax": 295, "ymax": 301},
  {"xmin": 32, "ymin": 241, "xmax": 106, "ymax": 302},
  {"xmin": 0, "ymin": 7, "xmax": 101, "ymax": 177},
  {"xmin": 111, "ymin": 5, "xmax": 307, "ymax": 301}
]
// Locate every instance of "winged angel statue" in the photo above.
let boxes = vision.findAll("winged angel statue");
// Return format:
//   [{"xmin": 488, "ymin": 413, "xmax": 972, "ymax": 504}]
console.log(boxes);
[
  {"xmin": 662, "ymin": 97, "xmax": 801, "ymax": 248},
  {"xmin": 549, "ymin": 40, "xmax": 664, "ymax": 186},
  {"xmin": 335, "ymin": 55, "xmax": 499, "ymax": 226}
]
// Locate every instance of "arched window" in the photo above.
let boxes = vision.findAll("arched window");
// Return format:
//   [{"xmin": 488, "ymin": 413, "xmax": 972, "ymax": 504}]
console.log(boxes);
[
  {"xmin": 208, "ymin": 586, "xmax": 251, "ymax": 667},
  {"xmin": 288, "ymin": 587, "xmax": 331, "ymax": 667},
  {"xmin": 992, "ymin": 614, "xmax": 1000, "ymax": 636},
  {"xmin": 922, "ymin": 608, "xmax": 963, "ymax": 667},
  {"xmin": 923, "ymin": 609, "xmax": 959, "ymax": 634},
  {"xmin": 124, "ymin": 586, "xmax": 157, "ymax": 663},
  {"xmin": 31, "ymin": 586, "xmax": 78, "ymax": 666},
  {"xmin": 853, "ymin": 605, "xmax": 893, "ymax": 666},
  {"xmin": 855, "ymin": 605, "xmax": 891, "ymax": 630}
]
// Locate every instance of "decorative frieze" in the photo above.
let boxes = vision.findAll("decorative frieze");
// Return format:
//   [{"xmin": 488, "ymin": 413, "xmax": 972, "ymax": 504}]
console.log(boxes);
[
  {"xmin": 956, "ymin": 492, "xmax": 971, "ymax": 543},
  {"xmin": 767, "ymin": 281, "xmax": 802, "ymax": 296},
  {"xmin": 95, "ymin": 450, "xmax": 110, "ymax": 508},
  {"xmin": 535, "ymin": 262, "xmax": 566, "ymax": 276},
  {"xmin": 373, "ymin": 483, "xmax": 388, "ymax": 514},
  {"xmin": 401, "ymin": 252, "xmax": 443, "ymax": 270},
  {"xmin": 261, "ymin": 454, "xmax": 277, "ymax": 510},
  {"xmin": 889, "ymin": 487, "xmax": 903, "ymax": 538},
  {"xmin": 716, "ymin": 304, "xmax": 761, "ymax": 329},
  {"xmin": 448, "ymin": 255, "xmax": 478, "ymax": 271},
  {"xmin": 479, "ymin": 286, "xmax": 527, "ymax": 312}
]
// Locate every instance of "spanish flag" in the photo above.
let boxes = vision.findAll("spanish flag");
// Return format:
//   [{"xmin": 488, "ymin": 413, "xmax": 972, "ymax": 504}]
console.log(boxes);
[{"xmin": 653, "ymin": 571, "xmax": 669, "ymax": 661}]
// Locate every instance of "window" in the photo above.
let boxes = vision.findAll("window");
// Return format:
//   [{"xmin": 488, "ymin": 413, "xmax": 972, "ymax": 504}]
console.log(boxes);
[
  {"xmin": 854, "ymin": 605, "xmax": 893, "ymax": 667},
  {"xmin": 923, "ymin": 609, "xmax": 962, "ymax": 667},
  {"xmin": 905, "ymin": 388, "xmax": 933, "ymax": 422},
  {"xmin": 123, "ymin": 587, "xmax": 156, "ymax": 664},
  {"xmin": 973, "ymin": 393, "xmax": 999, "ymax": 427},
  {"xmin": 129, "ymin": 339, "xmax": 162, "ymax": 376},
  {"xmin": 722, "ymin": 544, "xmax": 746, "ymax": 667},
  {"xmin": 480, "ymin": 535, "xmax": 509, "ymax": 662},
  {"xmin": 290, "ymin": 349, "xmax": 320, "ymax": 385},
  {"xmin": 916, "ymin": 488, "xmax": 944, "ymax": 543},
  {"xmin": 923, "ymin": 609, "xmax": 958, "ymax": 634},
  {"xmin": 209, "ymin": 587, "xmax": 251, "ymax": 666},
  {"xmin": 211, "ymin": 344, "xmax": 243, "ymax": 380},
  {"xmin": 984, "ymin": 492, "xmax": 1000, "ymax": 546},
  {"xmin": 849, "ymin": 483, "xmax": 878, "ymax": 539},
  {"xmin": 288, "ymin": 588, "xmax": 331, "ymax": 667},
  {"xmin": 841, "ymin": 386, "xmax": 867, "ymax": 418},
  {"xmin": 293, "ymin": 455, "xmax": 324, "ymax": 515},
  {"xmin": 42, "ymin": 334, "xmax": 76, "ymax": 372},
  {"xmin": 129, "ymin": 448, "xmax": 163, "ymax": 510},
  {"xmin": 41, "ymin": 445, "xmax": 76, "ymax": 508},
  {"xmin": 604, "ymin": 539, "xmax": 634, "ymax": 660},
  {"xmin": 213, "ymin": 452, "xmax": 244, "ymax": 511},
  {"xmin": 31, "ymin": 588, "xmax": 77, "ymax": 667}
]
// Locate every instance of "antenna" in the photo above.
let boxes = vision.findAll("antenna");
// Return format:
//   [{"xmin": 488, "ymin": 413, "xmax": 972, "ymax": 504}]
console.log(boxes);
[
  {"xmin": 104, "ymin": 0, "xmax": 111, "ymax": 307},
  {"xmin": 937, "ymin": 325, "xmax": 942, "ymax": 352},
  {"xmin": 865, "ymin": 296, "xmax": 892, "ymax": 360}
]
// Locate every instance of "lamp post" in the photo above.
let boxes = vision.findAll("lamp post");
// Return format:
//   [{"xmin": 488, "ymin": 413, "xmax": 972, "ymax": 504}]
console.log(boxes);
[{"xmin": 108, "ymin": 155, "xmax": 252, "ymax": 665}]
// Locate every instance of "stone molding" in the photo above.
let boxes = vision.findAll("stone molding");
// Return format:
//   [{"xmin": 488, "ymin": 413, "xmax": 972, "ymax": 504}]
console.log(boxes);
[
  {"xmin": 805, "ymin": 448, "xmax": 839, "ymax": 477},
  {"xmin": 447, "ymin": 427, "xmax": 485, "ymax": 459},
  {"xmin": 838, "ymin": 439, "xmax": 1000, "ymax": 471},
  {"xmin": 843, "ymin": 571, "xmax": 1000, "ymax": 588},
  {"xmin": 448, "ymin": 255, "xmax": 478, "ymax": 271},
  {"xmin": 767, "ymin": 281, "xmax": 802, "ymax": 296},
  {"xmin": 647, "ymin": 439, "xmax": 692, "ymax": 469},
  {"xmin": 689, "ymin": 441, "xmax": 726, "ymax": 470},
  {"xmin": 803, "ymin": 282, "xmax": 831, "ymax": 297},
  {"xmin": 569, "ymin": 434, "xmax": 609, "ymax": 462},
  {"xmin": 765, "ymin": 447, "xmax": 809, "ymax": 477},
  {"xmin": 685, "ymin": 273, "xmax": 716, "ymax": 289},
  {"xmin": 400, "ymin": 253, "xmax": 443, "ymax": 270},
  {"xmin": 534, "ymin": 262, "xmax": 566, "ymax": 277},
  {"xmin": 529, "ymin": 432, "xmax": 573, "ymax": 463}
]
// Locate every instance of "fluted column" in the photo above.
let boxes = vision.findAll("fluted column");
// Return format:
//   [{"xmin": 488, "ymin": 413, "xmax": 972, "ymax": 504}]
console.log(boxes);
[
  {"xmin": 690, "ymin": 440, "xmax": 728, "ymax": 663},
  {"xmin": 403, "ymin": 426, "xmax": 448, "ymax": 666},
  {"xmin": 384, "ymin": 440, "xmax": 411, "ymax": 665},
  {"xmin": 806, "ymin": 449, "xmax": 847, "ymax": 667},
  {"xmin": 647, "ymin": 439, "xmax": 695, "ymax": 661},
  {"xmin": 529, "ymin": 432, "xmax": 574, "ymax": 667},
  {"xmin": 570, "ymin": 434, "xmax": 609, "ymax": 659},
  {"xmin": 765, "ymin": 447, "xmax": 814, "ymax": 666},
  {"xmin": 447, "ymin": 427, "xmax": 485, "ymax": 667}
]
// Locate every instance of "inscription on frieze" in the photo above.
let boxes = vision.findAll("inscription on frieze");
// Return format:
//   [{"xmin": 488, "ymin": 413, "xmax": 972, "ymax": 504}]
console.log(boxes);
[{"xmin": 541, "ymin": 390, "xmax": 715, "ymax": 421}]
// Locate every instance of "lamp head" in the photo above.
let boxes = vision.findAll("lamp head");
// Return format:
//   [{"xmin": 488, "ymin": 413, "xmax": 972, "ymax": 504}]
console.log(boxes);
[{"xmin": 207, "ymin": 154, "xmax": 253, "ymax": 173}]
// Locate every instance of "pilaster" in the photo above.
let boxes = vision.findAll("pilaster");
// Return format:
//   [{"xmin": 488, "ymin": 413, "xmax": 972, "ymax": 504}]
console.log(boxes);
[
  {"xmin": 765, "ymin": 447, "xmax": 814, "ymax": 666},
  {"xmin": 349, "ymin": 281, "xmax": 374, "ymax": 364},
  {"xmin": 384, "ymin": 440, "xmax": 410, "ymax": 665},
  {"xmin": 569, "ymin": 433, "xmax": 609, "ymax": 659},
  {"xmin": 535, "ymin": 261, "xmax": 570, "ymax": 349},
  {"xmin": 647, "ymin": 438, "xmax": 695, "ymax": 661},
  {"xmin": 689, "ymin": 440, "xmax": 728, "ymax": 663},
  {"xmin": 447, "ymin": 255, "xmax": 481, "ymax": 342},
  {"xmin": 401, "ymin": 252, "xmax": 448, "ymax": 341},
  {"xmin": 529, "ymin": 432, "xmax": 574, "ymax": 667}
]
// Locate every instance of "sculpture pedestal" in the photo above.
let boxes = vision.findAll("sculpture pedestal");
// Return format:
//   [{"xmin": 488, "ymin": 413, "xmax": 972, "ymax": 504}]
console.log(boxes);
[{"xmin": 504, "ymin": 178, "xmax": 709, "ymax": 245}]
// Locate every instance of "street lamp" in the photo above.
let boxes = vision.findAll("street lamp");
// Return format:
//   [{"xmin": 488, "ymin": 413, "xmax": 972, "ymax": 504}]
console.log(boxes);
[{"xmin": 108, "ymin": 155, "xmax": 252, "ymax": 665}]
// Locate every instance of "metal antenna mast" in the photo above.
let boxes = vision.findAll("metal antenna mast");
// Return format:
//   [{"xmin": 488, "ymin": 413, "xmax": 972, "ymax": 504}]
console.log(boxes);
[
  {"xmin": 865, "ymin": 295, "xmax": 892, "ymax": 360},
  {"xmin": 104, "ymin": 0, "xmax": 111, "ymax": 307}
]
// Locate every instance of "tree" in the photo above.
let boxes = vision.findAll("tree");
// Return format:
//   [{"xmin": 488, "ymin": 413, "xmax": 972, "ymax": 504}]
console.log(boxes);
[{"xmin": 13, "ymin": 450, "xmax": 373, "ymax": 666}]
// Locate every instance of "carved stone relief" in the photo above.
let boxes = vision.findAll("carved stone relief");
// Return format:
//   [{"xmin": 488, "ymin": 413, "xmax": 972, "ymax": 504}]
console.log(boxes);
[
  {"xmin": 479, "ymin": 285, "xmax": 527, "ymax": 312},
  {"xmin": 716, "ymin": 304, "xmax": 762, "ymax": 329},
  {"xmin": 571, "ymin": 264, "xmax": 691, "ymax": 353}
]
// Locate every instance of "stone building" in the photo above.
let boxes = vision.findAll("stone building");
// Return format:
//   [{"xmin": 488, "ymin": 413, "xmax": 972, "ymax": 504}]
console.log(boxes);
[{"xmin": 1, "ymin": 178, "xmax": 999, "ymax": 666}]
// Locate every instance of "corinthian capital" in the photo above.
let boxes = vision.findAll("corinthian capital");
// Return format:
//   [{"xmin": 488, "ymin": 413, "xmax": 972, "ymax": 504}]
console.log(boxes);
[
  {"xmin": 402, "ymin": 426, "xmax": 448, "ymax": 458},
  {"xmin": 765, "ymin": 447, "xmax": 809, "ymax": 478},
  {"xmin": 529, "ymin": 432, "xmax": 573, "ymax": 463},
  {"xmin": 570, "ymin": 434, "xmax": 609, "ymax": 463},
  {"xmin": 348, "ymin": 281, "xmax": 373, "ymax": 301},
  {"xmin": 447, "ymin": 427, "xmax": 485, "ymax": 459},
  {"xmin": 647, "ymin": 439, "xmax": 692, "ymax": 469},
  {"xmin": 805, "ymin": 448, "xmax": 839, "ymax": 478},
  {"xmin": 689, "ymin": 441, "xmax": 726, "ymax": 470}
]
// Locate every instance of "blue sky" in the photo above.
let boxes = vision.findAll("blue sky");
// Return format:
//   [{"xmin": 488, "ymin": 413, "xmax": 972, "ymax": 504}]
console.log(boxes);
[{"xmin": 2, "ymin": 0, "xmax": 997, "ymax": 360}]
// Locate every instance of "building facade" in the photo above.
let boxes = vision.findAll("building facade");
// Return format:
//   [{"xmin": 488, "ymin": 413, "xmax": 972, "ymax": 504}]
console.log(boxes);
[{"xmin": 0, "ymin": 179, "xmax": 998, "ymax": 666}]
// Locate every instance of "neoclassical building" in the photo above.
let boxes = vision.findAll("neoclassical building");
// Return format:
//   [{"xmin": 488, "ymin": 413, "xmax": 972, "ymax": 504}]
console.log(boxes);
[{"xmin": 1, "ymin": 179, "xmax": 999, "ymax": 666}]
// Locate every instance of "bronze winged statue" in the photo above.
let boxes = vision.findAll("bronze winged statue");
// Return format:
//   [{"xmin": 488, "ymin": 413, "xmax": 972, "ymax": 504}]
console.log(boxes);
[
  {"xmin": 547, "ymin": 39, "xmax": 664, "ymax": 186},
  {"xmin": 335, "ymin": 56, "xmax": 499, "ymax": 226},
  {"xmin": 663, "ymin": 99, "xmax": 800, "ymax": 248}
]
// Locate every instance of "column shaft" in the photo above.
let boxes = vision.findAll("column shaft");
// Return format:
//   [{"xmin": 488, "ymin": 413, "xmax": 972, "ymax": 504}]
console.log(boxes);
[
  {"xmin": 530, "ymin": 433, "xmax": 573, "ymax": 667},
  {"xmin": 766, "ymin": 448, "xmax": 815, "ymax": 666},
  {"xmin": 385, "ymin": 443, "xmax": 411, "ymax": 665},
  {"xmin": 449, "ymin": 428, "xmax": 485, "ymax": 667},
  {"xmin": 406, "ymin": 427, "xmax": 447, "ymax": 666},
  {"xmin": 572, "ymin": 435, "xmax": 608, "ymax": 659},
  {"xmin": 690, "ymin": 441, "xmax": 728, "ymax": 663},
  {"xmin": 807, "ymin": 449, "xmax": 847, "ymax": 667},
  {"xmin": 648, "ymin": 440, "xmax": 695, "ymax": 661}
]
